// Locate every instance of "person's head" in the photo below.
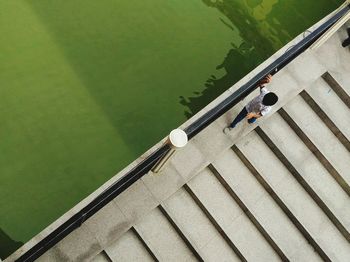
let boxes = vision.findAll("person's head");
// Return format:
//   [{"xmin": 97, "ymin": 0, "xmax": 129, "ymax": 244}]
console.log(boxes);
[{"xmin": 262, "ymin": 92, "xmax": 278, "ymax": 106}]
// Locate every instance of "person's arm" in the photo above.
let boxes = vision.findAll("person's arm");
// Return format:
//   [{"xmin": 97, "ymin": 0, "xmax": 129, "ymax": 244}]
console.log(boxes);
[
  {"xmin": 247, "ymin": 112, "xmax": 262, "ymax": 119},
  {"xmin": 259, "ymin": 74, "xmax": 272, "ymax": 90}
]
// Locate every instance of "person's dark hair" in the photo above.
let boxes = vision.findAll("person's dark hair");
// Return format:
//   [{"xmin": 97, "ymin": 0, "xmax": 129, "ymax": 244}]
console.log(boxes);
[{"xmin": 262, "ymin": 92, "xmax": 278, "ymax": 106}]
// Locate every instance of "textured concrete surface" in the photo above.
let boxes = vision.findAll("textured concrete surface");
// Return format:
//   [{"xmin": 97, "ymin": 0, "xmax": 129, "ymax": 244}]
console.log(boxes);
[
  {"xmin": 84, "ymin": 201, "xmax": 130, "ymax": 248},
  {"xmin": 141, "ymin": 164, "xmax": 185, "ymax": 203},
  {"xmin": 164, "ymin": 188, "xmax": 219, "ymax": 250},
  {"xmin": 36, "ymin": 224, "xmax": 102, "ymax": 262},
  {"xmin": 134, "ymin": 208, "xmax": 195, "ymax": 261},
  {"xmin": 188, "ymin": 168, "xmax": 279, "ymax": 261},
  {"xmin": 284, "ymin": 95, "xmax": 350, "ymax": 186},
  {"xmin": 306, "ymin": 78, "xmax": 350, "ymax": 140},
  {"xmin": 213, "ymin": 149, "xmax": 320, "ymax": 261},
  {"xmin": 112, "ymin": 180, "xmax": 158, "ymax": 223},
  {"xmin": 261, "ymin": 113, "xmax": 350, "ymax": 232},
  {"xmin": 104, "ymin": 231, "xmax": 153, "ymax": 262},
  {"xmin": 238, "ymin": 131, "xmax": 349, "ymax": 261},
  {"xmin": 90, "ymin": 251, "xmax": 111, "ymax": 262}
]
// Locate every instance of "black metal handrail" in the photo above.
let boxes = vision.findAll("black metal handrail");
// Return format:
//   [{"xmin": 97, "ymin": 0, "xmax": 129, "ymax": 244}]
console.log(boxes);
[{"xmin": 16, "ymin": 4, "xmax": 350, "ymax": 262}]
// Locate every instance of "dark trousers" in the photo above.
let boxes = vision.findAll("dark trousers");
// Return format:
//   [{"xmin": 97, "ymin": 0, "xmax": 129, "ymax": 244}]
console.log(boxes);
[
  {"xmin": 229, "ymin": 107, "xmax": 256, "ymax": 128},
  {"xmin": 343, "ymin": 37, "xmax": 350, "ymax": 47},
  {"xmin": 343, "ymin": 28, "xmax": 350, "ymax": 47}
]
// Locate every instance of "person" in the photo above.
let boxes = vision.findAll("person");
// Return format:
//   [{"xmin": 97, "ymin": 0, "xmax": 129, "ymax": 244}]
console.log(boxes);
[
  {"xmin": 224, "ymin": 74, "xmax": 278, "ymax": 132},
  {"xmin": 342, "ymin": 28, "xmax": 350, "ymax": 48}
]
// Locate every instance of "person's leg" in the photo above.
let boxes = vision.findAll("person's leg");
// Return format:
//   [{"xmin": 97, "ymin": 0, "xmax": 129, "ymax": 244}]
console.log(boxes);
[
  {"xmin": 229, "ymin": 107, "xmax": 248, "ymax": 128},
  {"xmin": 342, "ymin": 37, "xmax": 350, "ymax": 47},
  {"xmin": 247, "ymin": 117, "xmax": 257, "ymax": 124}
]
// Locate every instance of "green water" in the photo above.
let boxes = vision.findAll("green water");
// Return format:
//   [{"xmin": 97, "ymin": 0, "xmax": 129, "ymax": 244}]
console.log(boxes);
[{"xmin": 0, "ymin": 0, "xmax": 342, "ymax": 258}]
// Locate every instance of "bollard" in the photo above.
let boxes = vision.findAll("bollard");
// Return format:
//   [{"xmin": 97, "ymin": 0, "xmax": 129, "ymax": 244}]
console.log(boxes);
[{"xmin": 152, "ymin": 129, "xmax": 188, "ymax": 173}]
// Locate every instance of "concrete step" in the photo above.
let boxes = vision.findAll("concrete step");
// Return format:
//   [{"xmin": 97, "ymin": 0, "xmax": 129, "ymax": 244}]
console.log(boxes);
[
  {"xmin": 278, "ymin": 105, "xmax": 350, "ymax": 196},
  {"xmin": 300, "ymin": 89, "xmax": 350, "ymax": 152},
  {"xmin": 304, "ymin": 79, "xmax": 350, "ymax": 144},
  {"xmin": 134, "ymin": 207, "xmax": 196, "ymax": 261},
  {"xmin": 313, "ymin": 25, "xmax": 350, "ymax": 97},
  {"xmin": 284, "ymin": 95, "xmax": 350, "ymax": 190},
  {"xmin": 91, "ymin": 251, "xmax": 112, "ymax": 262},
  {"xmin": 259, "ymin": 112, "xmax": 350, "ymax": 239},
  {"xmin": 277, "ymin": 107, "xmax": 350, "ymax": 197},
  {"xmin": 237, "ymin": 130, "xmax": 350, "ymax": 261},
  {"xmin": 163, "ymin": 186, "xmax": 240, "ymax": 262},
  {"xmin": 103, "ymin": 229, "xmax": 153, "ymax": 262},
  {"xmin": 213, "ymin": 149, "xmax": 321, "ymax": 262},
  {"xmin": 187, "ymin": 167, "xmax": 282, "ymax": 262},
  {"xmin": 324, "ymin": 70, "xmax": 350, "ymax": 101},
  {"xmin": 322, "ymin": 72, "xmax": 350, "ymax": 111}
]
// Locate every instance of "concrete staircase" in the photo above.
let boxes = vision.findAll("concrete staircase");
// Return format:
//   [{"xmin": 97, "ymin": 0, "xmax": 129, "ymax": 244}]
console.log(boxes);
[
  {"xmin": 31, "ymin": 23, "xmax": 350, "ymax": 262},
  {"xmin": 90, "ymin": 70, "xmax": 350, "ymax": 262}
]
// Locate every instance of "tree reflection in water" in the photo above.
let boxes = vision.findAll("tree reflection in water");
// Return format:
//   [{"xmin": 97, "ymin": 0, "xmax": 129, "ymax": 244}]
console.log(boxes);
[
  {"xmin": 179, "ymin": 0, "xmax": 306, "ymax": 118},
  {"xmin": 0, "ymin": 228, "xmax": 23, "ymax": 259}
]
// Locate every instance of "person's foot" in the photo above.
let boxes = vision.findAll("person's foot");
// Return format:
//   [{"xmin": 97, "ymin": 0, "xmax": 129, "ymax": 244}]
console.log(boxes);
[
  {"xmin": 223, "ymin": 127, "xmax": 233, "ymax": 134},
  {"xmin": 342, "ymin": 37, "xmax": 350, "ymax": 47}
]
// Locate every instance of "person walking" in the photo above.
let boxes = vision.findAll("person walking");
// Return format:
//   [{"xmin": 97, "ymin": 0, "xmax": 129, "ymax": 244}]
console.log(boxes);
[{"xmin": 224, "ymin": 74, "xmax": 278, "ymax": 132}]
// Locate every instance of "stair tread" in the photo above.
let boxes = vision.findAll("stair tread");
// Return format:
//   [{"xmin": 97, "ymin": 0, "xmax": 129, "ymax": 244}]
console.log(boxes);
[
  {"xmin": 104, "ymin": 230, "xmax": 153, "ymax": 262},
  {"xmin": 260, "ymin": 113, "xmax": 350, "ymax": 232},
  {"xmin": 134, "ymin": 208, "xmax": 195, "ymax": 261},
  {"xmin": 237, "ymin": 132, "xmax": 350, "ymax": 261},
  {"xmin": 188, "ymin": 168, "xmax": 279, "ymax": 261},
  {"xmin": 214, "ymin": 149, "xmax": 320, "ymax": 261},
  {"xmin": 284, "ymin": 95, "xmax": 350, "ymax": 186}
]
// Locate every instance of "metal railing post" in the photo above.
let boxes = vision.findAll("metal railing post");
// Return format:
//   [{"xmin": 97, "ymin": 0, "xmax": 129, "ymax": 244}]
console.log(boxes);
[{"xmin": 152, "ymin": 129, "xmax": 188, "ymax": 173}]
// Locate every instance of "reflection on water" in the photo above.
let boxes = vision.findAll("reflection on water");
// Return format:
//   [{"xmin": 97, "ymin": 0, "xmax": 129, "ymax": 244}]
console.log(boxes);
[
  {"xmin": 180, "ymin": 0, "xmax": 341, "ymax": 117},
  {"xmin": 0, "ymin": 228, "xmax": 23, "ymax": 259}
]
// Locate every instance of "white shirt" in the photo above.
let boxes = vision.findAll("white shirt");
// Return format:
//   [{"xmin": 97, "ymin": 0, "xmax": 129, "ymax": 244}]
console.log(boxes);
[{"xmin": 245, "ymin": 87, "xmax": 271, "ymax": 116}]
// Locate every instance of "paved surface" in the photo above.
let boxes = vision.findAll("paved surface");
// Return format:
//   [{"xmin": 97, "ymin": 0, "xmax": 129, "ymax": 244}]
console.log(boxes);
[{"xmin": 7, "ymin": 21, "xmax": 350, "ymax": 262}]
